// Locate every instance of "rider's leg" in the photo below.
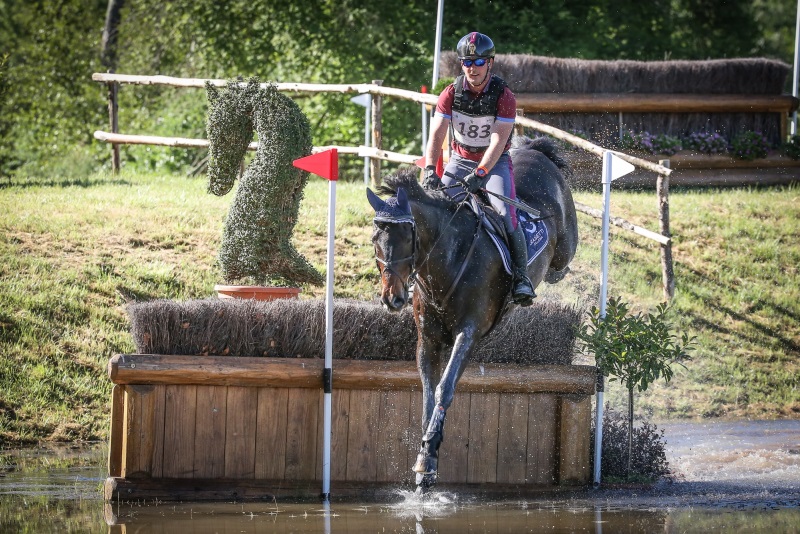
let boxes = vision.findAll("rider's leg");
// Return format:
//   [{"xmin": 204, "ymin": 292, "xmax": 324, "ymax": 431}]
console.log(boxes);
[{"xmin": 485, "ymin": 155, "xmax": 535, "ymax": 305}]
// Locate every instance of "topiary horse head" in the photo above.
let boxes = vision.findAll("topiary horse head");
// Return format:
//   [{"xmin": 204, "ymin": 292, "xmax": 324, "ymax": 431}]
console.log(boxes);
[{"xmin": 206, "ymin": 77, "xmax": 323, "ymax": 286}]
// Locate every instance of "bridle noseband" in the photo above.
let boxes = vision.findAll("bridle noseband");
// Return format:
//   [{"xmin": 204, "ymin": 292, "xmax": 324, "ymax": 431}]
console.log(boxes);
[{"xmin": 373, "ymin": 216, "xmax": 418, "ymax": 293}]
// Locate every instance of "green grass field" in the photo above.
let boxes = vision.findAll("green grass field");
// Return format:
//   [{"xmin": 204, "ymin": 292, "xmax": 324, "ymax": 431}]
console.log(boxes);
[{"xmin": 0, "ymin": 170, "xmax": 798, "ymax": 445}]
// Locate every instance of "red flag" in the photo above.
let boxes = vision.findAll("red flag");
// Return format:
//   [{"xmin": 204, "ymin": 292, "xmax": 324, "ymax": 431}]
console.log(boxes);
[
  {"xmin": 415, "ymin": 156, "xmax": 426, "ymax": 169},
  {"xmin": 293, "ymin": 149, "xmax": 339, "ymax": 181}
]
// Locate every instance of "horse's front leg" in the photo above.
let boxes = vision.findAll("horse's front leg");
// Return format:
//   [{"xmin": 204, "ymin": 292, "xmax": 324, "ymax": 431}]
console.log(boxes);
[{"xmin": 413, "ymin": 324, "xmax": 479, "ymax": 489}]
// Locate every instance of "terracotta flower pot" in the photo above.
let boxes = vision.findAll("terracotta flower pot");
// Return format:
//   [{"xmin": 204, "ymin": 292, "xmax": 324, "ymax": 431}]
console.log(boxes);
[{"xmin": 213, "ymin": 285, "xmax": 300, "ymax": 301}]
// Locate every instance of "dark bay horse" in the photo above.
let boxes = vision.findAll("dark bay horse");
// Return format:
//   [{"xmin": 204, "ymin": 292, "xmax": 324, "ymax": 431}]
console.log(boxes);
[{"xmin": 366, "ymin": 136, "xmax": 578, "ymax": 492}]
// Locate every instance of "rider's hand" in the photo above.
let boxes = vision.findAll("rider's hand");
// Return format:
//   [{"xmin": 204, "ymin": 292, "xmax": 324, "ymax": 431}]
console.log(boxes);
[
  {"xmin": 463, "ymin": 166, "xmax": 488, "ymax": 194},
  {"xmin": 422, "ymin": 165, "xmax": 440, "ymax": 189}
]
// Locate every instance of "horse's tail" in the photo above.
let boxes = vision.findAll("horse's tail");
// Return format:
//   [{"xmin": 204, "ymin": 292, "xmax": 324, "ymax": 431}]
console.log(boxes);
[{"xmin": 511, "ymin": 135, "xmax": 570, "ymax": 174}]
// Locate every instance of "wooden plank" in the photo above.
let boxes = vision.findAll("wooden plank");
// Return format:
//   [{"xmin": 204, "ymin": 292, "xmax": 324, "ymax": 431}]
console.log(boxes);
[
  {"xmin": 515, "ymin": 93, "xmax": 799, "ymax": 113},
  {"xmin": 346, "ymin": 390, "xmax": 381, "ymax": 482},
  {"xmin": 193, "ymin": 385, "xmax": 227, "ymax": 479},
  {"xmin": 284, "ymin": 388, "xmax": 319, "ymax": 480},
  {"xmin": 107, "ymin": 385, "xmax": 124, "ymax": 477},
  {"xmin": 558, "ymin": 395, "xmax": 592, "ymax": 485},
  {"xmin": 466, "ymin": 392, "xmax": 500, "ymax": 483},
  {"xmin": 436, "ymin": 392, "xmax": 471, "ymax": 484},
  {"xmin": 224, "ymin": 386, "xmax": 258, "ymax": 479},
  {"xmin": 329, "ymin": 389, "xmax": 352, "ymax": 481},
  {"xmin": 162, "ymin": 385, "xmax": 197, "ymax": 478},
  {"xmin": 254, "ymin": 387, "xmax": 289, "ymax": 480},
  {"xmin": 375, "ymin": 390, "xmax": 411, "ymax": 482},
  {"xmin": 109, "ymin": 355, "xmax": 596, "ymax": 395},
  {"xmin": 527, "ymin": 394, "xmax": 558, "ymax": 485},
  {"xmin": 121, "ymin": 385, "xmax": 164, "ymax": 478},
  {"xmin": 496, "ymin": 393, "xmax": 530, "ymax": 484}
]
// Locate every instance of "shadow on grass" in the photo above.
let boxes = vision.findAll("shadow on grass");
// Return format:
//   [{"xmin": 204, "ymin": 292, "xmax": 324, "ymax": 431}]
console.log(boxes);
[
  {"xmin": 681, "ymin": 266, "xmax": 799, "ymax": 354},
  {"xmin": 0, "ymin": 176, "xmax": 132, "ymax": 189}
]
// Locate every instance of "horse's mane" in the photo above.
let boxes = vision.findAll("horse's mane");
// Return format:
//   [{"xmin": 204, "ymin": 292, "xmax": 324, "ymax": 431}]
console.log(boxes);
[
  {"xmin": 378, "ymin": 168, "xmax": 456, "ymax": 211},
  {"xmin": 511, "ymin": 135, "xmax": 569, "ymax": 171}
]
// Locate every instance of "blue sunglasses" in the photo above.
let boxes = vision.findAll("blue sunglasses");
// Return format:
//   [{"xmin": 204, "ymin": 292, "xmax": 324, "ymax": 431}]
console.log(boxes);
[{"xmin": 461, "ymin": 58, "xmax": 488, "ymax": 67}]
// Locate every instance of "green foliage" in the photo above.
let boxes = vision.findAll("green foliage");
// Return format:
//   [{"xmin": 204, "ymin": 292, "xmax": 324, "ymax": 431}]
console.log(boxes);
[
  {"xmin": 731, "ymin": 131, "xmax": 771, "ymax": 160},
  {"xmin": 206, "ymin": 78, "xmax": 323, "ymax": 286},
  {"xmin": 783, "ymin": 134, "xmax": 800, "ymax": 160},
  {"xmin": 2, "ymin": 0, "xmax": 795, "ymax": 177},
  {"xmin": 620, "ymin": 131, "xmax": 683, "ymax": 155},
  {"xmin": 577, "ymin": 296, "xmax": 694, "ymax": 394},
  {"xmin": 684, "ymin": 131, "xmax": 728, "ymax": 154},
  {"xmin": 591, "ymin": 405, "xmax": 671, "ymax": 482}
]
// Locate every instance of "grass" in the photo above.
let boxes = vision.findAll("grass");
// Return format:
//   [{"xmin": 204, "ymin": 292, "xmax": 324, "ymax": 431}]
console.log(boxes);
[{"xmin": 0, "ymin": 169, "xmax": 798, "ymax": 446}]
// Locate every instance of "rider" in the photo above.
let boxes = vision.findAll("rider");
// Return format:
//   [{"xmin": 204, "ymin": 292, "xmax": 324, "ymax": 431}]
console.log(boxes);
[{"xmin": 423, "ymin": 31, "xmax": 535, "ymax": 306}]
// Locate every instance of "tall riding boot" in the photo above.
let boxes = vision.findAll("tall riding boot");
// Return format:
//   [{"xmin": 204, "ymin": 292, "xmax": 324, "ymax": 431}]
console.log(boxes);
[{"xmin": 509, "ymin": 224, "xmax": 536, "ymax": 306}]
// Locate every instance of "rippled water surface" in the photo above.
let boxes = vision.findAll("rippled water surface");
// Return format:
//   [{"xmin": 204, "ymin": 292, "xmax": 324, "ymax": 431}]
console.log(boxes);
[{"xmin": 1, "ymin": 420, "xmax": 798, "ymax": 532}]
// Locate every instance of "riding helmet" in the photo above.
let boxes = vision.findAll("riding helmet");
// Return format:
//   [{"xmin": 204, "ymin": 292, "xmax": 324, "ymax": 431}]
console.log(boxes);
[{"xmin": 456, "ymin": 32, "xmax": 495, "ymax": 59}]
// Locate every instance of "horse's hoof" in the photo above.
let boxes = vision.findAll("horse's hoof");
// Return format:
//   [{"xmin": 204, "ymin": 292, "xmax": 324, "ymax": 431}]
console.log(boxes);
[
  {"xmin": 415, "ymin": 472, "xmax": 437, "ymax": 494},
  {"xmin": 412, "ymin": 452, "xmax": 438, "ymax": 474}
]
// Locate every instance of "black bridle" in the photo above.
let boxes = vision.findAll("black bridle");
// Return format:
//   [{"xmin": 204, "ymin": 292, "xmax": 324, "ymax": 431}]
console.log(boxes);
[
  {"xmin": 372, "ymin": 193, "xmax": 476, "ymax": 308},
  {"xmin": 373, "ymin": 217, "xmax": 418, "ymax": 294}
]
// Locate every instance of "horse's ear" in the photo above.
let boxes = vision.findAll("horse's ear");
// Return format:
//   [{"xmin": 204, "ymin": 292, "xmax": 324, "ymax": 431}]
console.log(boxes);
[
  {"xmin": 366, "ymin": 188, "xmax": 385, "ymax": 213},
  {"xmin": 396, "ymin": 187, "xmax": 411, "ymax": 214}
]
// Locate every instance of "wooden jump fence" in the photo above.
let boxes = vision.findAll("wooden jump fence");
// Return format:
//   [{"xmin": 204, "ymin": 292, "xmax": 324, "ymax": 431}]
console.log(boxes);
[
  {"xmin": 93, "ymin": 73, "xmax": 680, "ymax": 299},
  {"xmin": 106, "ymin": 355, "xmax": 596, "ymax": 500}
]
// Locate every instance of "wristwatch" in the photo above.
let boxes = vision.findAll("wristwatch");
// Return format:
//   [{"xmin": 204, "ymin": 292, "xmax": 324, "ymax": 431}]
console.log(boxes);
[{"xmin": 475, "ymin": 166, "xmax": 488, "ymax": 177}]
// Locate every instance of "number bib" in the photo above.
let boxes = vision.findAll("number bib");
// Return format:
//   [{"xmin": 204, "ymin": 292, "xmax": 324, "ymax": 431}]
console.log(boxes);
[{"xmin": 451, "ymin": 110, "xmax": 494, "ymax": 150}]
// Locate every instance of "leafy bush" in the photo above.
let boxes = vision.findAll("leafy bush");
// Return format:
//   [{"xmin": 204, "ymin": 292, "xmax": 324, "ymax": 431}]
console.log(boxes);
[
  {"xmin": 684, "ymin": 131, "xmax": 728, "ymax": 154},
  {"xmin": 731, "ymin": 131, "xmax": 770, "ymax": 160},
  {"xmin": 621, "ymin": 130, "xmax": 656, "ymax": 153},
  {"xmin": 591, "ymin": 405, "xmax": 671, "ymax": 482},
  {"xmin": 783, "ymin": 134, "xmax": 800, "ymax": 160}
]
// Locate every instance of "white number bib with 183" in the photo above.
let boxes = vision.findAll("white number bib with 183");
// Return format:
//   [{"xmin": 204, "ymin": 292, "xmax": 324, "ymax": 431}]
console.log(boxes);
[{"xmin": 451, "ymin": 111, "xmax": 494, "ymax": 150}]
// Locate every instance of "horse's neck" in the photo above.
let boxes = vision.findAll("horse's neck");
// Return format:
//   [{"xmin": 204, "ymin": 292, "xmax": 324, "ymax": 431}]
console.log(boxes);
[{"xmin": 411, "ymin": 202, "xmax": 459, "ymax": 274}]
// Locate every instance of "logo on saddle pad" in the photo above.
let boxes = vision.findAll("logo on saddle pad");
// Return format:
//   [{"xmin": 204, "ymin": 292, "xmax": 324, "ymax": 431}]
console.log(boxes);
[{"xmin": 487, "ymin": 210, "xmax": 549, "ymax": 275}]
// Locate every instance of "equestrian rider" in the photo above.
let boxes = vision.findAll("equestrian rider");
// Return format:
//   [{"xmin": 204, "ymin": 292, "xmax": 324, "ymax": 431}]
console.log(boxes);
[{"xmin": 423, "ymin": 31, "xmax": 535, "ymax": 306}]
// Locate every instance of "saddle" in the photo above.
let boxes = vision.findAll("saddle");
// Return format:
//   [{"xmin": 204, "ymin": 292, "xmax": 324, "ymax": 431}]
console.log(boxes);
[{"xmin": 446, "ymin": 187, "xmax": 549, "ymax": 275}]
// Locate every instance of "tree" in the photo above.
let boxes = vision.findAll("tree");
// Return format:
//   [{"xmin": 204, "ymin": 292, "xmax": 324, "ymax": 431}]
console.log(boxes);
[{"xmin": 576, "ymin": 296, "xmax": 695, "ymax": 477}]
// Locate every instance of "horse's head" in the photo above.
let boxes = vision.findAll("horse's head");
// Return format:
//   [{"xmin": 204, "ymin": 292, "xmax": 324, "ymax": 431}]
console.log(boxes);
[
  {"xmin": 205, "ymin": 79, "xmax": 261, "ymax": 196},
  {"xmin": 367, "ymin": 187, "xmax": 416, "ymax": 312}
]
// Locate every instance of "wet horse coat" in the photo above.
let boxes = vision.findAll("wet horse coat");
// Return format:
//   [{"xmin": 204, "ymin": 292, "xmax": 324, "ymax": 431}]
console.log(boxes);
[{"xmin": 368, "ymin": 136, "xmax": 578, "ymax": 491}]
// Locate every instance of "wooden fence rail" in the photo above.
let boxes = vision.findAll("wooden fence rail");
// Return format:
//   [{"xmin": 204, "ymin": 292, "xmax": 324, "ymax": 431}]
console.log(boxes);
[{"xmin": 91, "ymin": 72, "xmax": 676, "ymax": 299}]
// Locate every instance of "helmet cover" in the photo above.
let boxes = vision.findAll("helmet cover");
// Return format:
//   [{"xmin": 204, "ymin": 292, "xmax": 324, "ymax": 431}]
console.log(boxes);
[{"xmin": 456, "ymin": 32, "xmax": 495, "ymax": 59}]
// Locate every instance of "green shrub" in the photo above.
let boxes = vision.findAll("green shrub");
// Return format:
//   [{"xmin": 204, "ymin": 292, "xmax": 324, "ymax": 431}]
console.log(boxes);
[
  {"xmin": 783, "ymin": 134, "xmax": 800, "ymax": 160},
  {"xmin": 684, "ymin": 131, "xmax": 728, "ymax": 154},
  {"xmin": 591, "ymin": 405, "xmax": 671, "ymax": 482},
  {"xmin": 731, "ymin": 131, "xmax": 770, "ymax": 160}
]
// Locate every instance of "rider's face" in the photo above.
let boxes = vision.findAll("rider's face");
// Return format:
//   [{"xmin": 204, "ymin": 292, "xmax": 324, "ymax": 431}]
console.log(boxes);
[{"xmin": 462, "ymin": 59, "xmax": 491, "ymax": 87}]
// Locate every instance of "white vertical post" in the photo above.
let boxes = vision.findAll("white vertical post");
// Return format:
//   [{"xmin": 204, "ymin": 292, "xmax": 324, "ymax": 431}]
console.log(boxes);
[
  {"xmin": 593, "ymin": 150, "xmax": 614, "ymax": 488},
  {"xmin": 793, "ymin": 0, "xmax": 800, "ymax": 135},
  {"xmin": 322, "ymin": 177, "xmax": 336, "ymax": 501},
  {"xmin": 432, "ymin": 0, "xmax": 445, "ymax": 89},
  {"xmin": 421, "ymin": 88, "xmax": 428, "ymax": 156},
  {"xmin": 363, "ymin": 97, "xmax": 372, "ymax": 186},
  {"xmin": 599, "ymin": 151, "xmax": 612, "ymax": 318}
]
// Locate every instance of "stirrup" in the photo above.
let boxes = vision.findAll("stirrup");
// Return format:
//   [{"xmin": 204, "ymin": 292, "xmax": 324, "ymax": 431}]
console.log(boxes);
[{"xmin": 512, "ymin": 273, "xmax": 536, "ymax": 306}]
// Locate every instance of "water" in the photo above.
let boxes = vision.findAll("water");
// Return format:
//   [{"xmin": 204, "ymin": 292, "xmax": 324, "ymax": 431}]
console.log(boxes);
[{"xmin": 1, "ymin": 420, "xmax": 798, "ymax": 532}]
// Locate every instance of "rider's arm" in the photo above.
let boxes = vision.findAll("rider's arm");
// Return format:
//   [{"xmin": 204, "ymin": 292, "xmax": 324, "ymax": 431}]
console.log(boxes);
[
  {"xmin": 477, "ymin": 120, "xmax": 514, "ymax": 173},
  {"xmin": 425, "ymin": 113, "xmax": 450, "ymax": 169}
]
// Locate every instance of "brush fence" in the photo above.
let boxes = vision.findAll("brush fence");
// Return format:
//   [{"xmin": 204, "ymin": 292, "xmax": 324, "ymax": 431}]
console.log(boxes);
[{"xmin": 105, "ymin": 354, "xmax": 596, "ymax": 501}]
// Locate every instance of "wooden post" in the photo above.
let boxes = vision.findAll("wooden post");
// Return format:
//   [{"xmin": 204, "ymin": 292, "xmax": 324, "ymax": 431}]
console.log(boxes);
[
  {"xmin": 370, "ymin": 80, "xmax": 383, "ymax": 188},
  {"xmin": 657, "ymin": 159, "xmax": 675, "ymax": 300},
  {"xmin": 515, "ymin": 109, "xmax": 525, "ymax": 137},
  {"xmin": 107, "ymin": 81, "xmax": 120, "ymax": 173}
]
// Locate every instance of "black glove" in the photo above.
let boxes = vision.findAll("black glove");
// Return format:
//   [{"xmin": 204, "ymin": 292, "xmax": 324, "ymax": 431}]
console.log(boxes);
[
  {"xmin": 462, "ymin": 171, "xmax": 488, "ymax": 194},
  {"xmin": 422, "ymin": 165, "xmax": 440, "ymax": 189}
]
